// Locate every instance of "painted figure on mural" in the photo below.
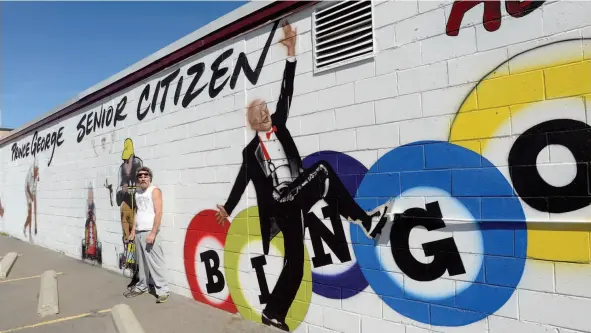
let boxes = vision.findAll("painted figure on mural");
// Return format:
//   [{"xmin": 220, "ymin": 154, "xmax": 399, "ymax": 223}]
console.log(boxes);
[
  {"xmin": 116, "ymin": 138, "xmax": 143, "ymax": 242},
  {"xmin": 92, "ymin": 132, "xmax": 115, "ymax": 157},
  {"xmin": 215, "ymin": 21, "xmax": 390, "ymax": 331},
  {"xmin": 24, "ymin": 158, "xmax": 39, "ymax": 237},
  {"xmin": 116, "ymin": 138, "xmax": 143, "ymax": 284},
  {"xmin": 104, "ymin": 178, "xmax": 114, "ymax": 207},
  {"xmin": 82, "ymin": 183, "xmax": 102, "ymax": 264}
]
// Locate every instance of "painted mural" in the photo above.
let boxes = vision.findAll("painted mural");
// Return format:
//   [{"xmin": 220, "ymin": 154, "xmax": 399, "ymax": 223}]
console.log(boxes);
[
  {"xmin": 0, "ymin": 196, "xmax": 4, "ymax": 218},
  {"xmin": 449, "ymin": 38, "xmax": 591, "ymax": 265},
  {"xmin": 23, "ymin": 158, "xmax": 39, "ymax": 238},
  {"xmin": 182, "ymin": 18, "xmax": 591, "ymax": 333},
  {"xmin": 116, "ymin": 138, "xmax": 143, "ymax": 284},
  {"xmin": 92, "ymin": 131, "xmax": 116, "ymax": 157},
  {"xmin": 104, "ymin": 179, "xmax": 114, "ymax": 207},
  {"xmin": 446, "ymin": 0, "xmax": 545, "ymax": 36},
  {"xmin": 116, "ymin": 138, "xmax": 143, "ymax": 243},
  {"xmin": 213, "ymin": 22, "xmax": 390, "ymax": 330},
  {"xmin": 81, "ymin": 183, "xmax": 102, "ymax": 264},
  {"xmin": 1, "ymin": 2, "xmax": 590, "ymax": 333},
  {"xmin": 10, "ymin": 127, "xmax": 64, "ymax": 167}
]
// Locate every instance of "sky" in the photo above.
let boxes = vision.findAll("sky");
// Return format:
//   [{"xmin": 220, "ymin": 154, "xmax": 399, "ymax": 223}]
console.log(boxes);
[{"xmin": 0, "ymin": 1, "xmax": 248, "ymax": 129}]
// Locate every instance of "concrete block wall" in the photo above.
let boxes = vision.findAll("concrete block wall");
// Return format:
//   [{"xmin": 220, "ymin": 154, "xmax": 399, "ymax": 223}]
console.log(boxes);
[{"xmin": 1, "ymin": 0, "xmax": 591, "ymax": 332}]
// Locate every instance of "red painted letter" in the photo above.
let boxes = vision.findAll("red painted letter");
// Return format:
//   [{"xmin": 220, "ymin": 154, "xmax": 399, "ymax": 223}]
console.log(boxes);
[
  {"xmin": 446, "ymin": 0, "xmax": 502, "ymax": 36},
  {"xmin": 505, "ymin": 0, "xmax": 544, "ymax": 18}
]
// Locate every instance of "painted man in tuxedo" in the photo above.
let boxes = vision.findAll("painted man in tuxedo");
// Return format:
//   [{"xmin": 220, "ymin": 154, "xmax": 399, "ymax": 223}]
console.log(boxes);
[{"xmin": 215, "ymin": 21, "xmax": 389, "ymax": 331}]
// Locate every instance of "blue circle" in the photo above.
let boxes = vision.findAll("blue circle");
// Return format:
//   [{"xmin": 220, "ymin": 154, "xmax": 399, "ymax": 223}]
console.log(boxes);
[
  {"xmin": 351, "ymin": 141, "xmax": 527, "ymax": 326},
  {"xmin": 303, "ymin": 151, "xmax": 370, "ymax": 298}
]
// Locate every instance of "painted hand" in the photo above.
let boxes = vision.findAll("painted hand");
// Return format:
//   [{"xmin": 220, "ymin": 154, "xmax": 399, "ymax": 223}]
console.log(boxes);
[
  {"xmin": 280, "ymin": 21, "xmax": 297, "ymax": 56},
  {"xmin": 128, "ymin": 230, "xmax": 135, "ymax": 241},
  {"xmin": 215, "ymin": 204, "xmax": 228, "ymax": 226}
]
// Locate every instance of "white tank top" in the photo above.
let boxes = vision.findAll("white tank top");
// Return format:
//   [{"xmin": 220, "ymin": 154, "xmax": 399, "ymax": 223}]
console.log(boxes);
[{"xmin": 135, "ymin": 185, "xmax": 157, "ymax": 231}]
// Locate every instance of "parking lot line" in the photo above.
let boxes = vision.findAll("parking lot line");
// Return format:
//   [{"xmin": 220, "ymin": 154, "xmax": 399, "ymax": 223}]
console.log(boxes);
[
  {"xmin": 0, "ymin": 272, "xmax": 63, "ymax": 284},
  {"xmin": 0, "ymin": 308, "xmax": 112, "ymax": 333}
]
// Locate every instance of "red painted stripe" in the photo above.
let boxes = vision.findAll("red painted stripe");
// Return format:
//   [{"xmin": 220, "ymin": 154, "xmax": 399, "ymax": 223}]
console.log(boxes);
[
  {"xmin": 259, "ymin": 136, "xmax": 271, "ymax": 161},
  {"xmin": 2, "ymin": 0, "xmax": 317, "ymax": 145}
]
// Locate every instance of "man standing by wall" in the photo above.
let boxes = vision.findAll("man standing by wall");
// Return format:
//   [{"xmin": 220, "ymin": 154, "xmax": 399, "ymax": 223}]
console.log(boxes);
[{"xmin": 127, "ymin": 166, "xmax": 170, "ymax": 303}]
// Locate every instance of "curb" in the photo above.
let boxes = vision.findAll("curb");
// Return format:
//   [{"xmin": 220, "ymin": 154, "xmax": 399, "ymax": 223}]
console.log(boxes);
[
  {"xmin": 0, "ymin": 252, "xmax": 18, "ymax": 278},
  {"xmin": 38, "ymin": 270, "xmax": 59, "ymax": 317},
  {"xmin": 111, "ymin": 304, "xmax": 145, "ymax": 333}
]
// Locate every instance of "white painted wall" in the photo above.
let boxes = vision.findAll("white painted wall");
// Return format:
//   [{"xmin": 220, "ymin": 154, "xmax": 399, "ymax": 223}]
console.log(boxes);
[{"xmin": 1, "ymin": 1, "xmax": 591, "ymax": 332}]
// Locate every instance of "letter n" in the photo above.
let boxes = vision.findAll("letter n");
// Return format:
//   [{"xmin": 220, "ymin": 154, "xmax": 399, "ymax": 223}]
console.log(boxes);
[{"xmin": 306, "ymin": 205, "xmax": 352, "ymax": 268}]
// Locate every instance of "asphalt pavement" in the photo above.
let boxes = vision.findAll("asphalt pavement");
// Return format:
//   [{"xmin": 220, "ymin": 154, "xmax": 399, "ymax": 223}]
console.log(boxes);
[{"xmin": 0, "ymin": 234, "xmax": 274, "ymax": 333}]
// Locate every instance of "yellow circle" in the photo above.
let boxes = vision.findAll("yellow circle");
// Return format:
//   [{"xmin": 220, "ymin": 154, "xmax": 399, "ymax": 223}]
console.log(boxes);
[
  {"xmin": 449, "ymin": 39, "xmax": 591, "ymax": 264},
  {"xmin": 224, "ymin": 206, "xmax": 312, "ymax": 331}
]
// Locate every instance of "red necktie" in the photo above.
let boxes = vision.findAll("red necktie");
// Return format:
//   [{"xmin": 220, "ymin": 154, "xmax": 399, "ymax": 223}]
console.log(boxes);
[{"xmin": 266, "ymin": 126, "xmax": 277, "ymax": 139}]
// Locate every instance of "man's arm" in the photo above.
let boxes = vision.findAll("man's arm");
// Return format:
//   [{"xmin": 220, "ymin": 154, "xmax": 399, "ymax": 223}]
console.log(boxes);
[
  {"xmin": 273, "ymin": 59, "xmax": 297, "ymax": 126},
  {"xmin": 272, "ymin": 22, "xmax": 297, "ymax": 126},
  {"xmin": 151, "ymin": 188, "xmax": 163, "ymax": 234},
  {"xmin": 222, "ymin": 158, "xmax": 250, "ymax": 217}
]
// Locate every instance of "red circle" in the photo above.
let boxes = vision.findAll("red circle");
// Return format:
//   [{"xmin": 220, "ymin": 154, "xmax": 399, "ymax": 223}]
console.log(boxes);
[{"xmin": 183, "ymin": 209, "xmax": 237, "ymax": 313}]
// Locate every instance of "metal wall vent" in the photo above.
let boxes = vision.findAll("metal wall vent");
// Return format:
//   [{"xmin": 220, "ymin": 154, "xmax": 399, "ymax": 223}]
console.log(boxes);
[{"xmin": 312, "ymin": 0, "xmax": 375, "ymax": 72}]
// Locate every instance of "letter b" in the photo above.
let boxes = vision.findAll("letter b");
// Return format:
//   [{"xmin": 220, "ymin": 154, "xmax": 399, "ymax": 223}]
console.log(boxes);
[{"xmin": 200, "ymin": 250, "xmax": 225, "ymax": 294}]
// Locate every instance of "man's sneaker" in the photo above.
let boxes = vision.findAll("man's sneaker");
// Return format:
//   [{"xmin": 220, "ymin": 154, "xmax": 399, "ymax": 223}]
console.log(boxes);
[
  {"xmin": 157, "ymin": 294, "xmax": 169, "ymax": 303},
  {"xmin": 124, "ymin": 288, "xmax": 147, "ymax": 298}
]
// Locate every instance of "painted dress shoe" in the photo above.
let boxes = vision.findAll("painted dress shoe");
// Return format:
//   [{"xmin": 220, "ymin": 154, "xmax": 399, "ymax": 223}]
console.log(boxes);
[{"xmin": 261, "ymin": 312, "xmax": 289, "ymax": 331}]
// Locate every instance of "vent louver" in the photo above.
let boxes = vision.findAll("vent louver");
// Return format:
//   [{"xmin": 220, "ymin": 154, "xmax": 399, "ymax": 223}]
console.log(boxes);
[{"xmin": 312, "ymin": 0, "xmax": 375, "ymax": 72}]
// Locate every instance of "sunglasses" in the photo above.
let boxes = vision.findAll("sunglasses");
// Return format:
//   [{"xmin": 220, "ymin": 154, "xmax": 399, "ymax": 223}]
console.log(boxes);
[{"xmin": 137, "ymin": 173, "xmax": 150, "ymax": 179}]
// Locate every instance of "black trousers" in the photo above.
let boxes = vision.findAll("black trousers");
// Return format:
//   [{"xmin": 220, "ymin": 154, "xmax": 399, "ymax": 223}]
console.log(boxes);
[
  {"xmin": 277, "ymin": 161, "xmax": 370, "ymax": 222},
  {"xmin": 264, "ymin": 161, "xmax": 371, "ymax": 321}
]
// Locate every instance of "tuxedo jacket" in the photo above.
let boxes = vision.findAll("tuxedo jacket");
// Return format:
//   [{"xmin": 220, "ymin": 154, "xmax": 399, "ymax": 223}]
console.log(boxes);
[{"xmin": 224, "ymin": 59, "xmax": 300, "ymax": 255}]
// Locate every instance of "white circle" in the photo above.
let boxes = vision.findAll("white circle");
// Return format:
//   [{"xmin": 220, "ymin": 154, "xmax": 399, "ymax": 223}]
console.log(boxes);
[
  {"xmin": 237, "ymin": 240, "xmax": 284, "ymax": 312},
  {"xmin": 537, "ymin": 145, "xmax": 577, "ymax": 187},
  {"xmin": 375, "ymin": 187, "xmax": 484, "ymax": 301},
  {"xmin": 196, "ymin": 236, "xmax": 230, "ymax": 305}
]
